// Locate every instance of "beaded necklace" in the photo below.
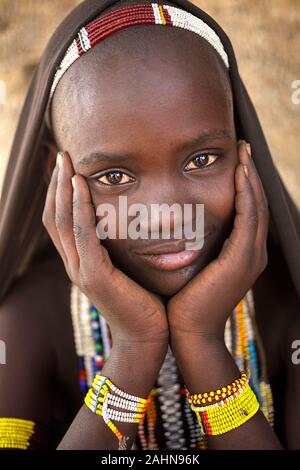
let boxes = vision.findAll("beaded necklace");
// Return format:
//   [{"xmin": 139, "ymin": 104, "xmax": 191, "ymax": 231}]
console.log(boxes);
[{"xmin": 70, "ymin": 284, "xmax": 274, "ymax": 450}]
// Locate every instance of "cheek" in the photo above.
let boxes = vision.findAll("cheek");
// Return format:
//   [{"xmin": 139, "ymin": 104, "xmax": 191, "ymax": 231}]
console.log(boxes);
[
  {"xmin": 199, "ymin": 173, "xmax": 236, "ymax": 258},
  {"xmin": 195, "ymin": 168, "xmax": 236, "ymax": 226},
  {"xmin": 210, "ymin": 175, "xmax": 235, "ymax": 219}
]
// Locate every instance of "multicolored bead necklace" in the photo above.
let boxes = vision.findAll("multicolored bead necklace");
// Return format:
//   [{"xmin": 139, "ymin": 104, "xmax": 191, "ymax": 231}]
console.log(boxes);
[{"xmin": 70, "ymin": 284, "xmax": 274, "ymax": 450}]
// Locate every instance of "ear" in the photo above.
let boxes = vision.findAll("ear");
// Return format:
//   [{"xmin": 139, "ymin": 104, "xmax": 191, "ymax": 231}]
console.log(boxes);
[{"xmin": 42, "ymin": 136, "xmax": 59, "ymax": 185}]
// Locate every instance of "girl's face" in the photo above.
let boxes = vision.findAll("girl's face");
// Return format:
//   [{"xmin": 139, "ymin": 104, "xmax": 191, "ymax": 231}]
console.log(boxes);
[{"xmin": 51, "ymin": 27, "xmax": 238, "ymax": 297}]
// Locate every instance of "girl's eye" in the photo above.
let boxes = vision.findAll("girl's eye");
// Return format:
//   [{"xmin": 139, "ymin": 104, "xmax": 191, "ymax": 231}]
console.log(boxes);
[
  {"xmin": 184, "ymin": 153, "xmax": 219, "ymax": 171},
  {"xmin": 97, "ymin": 170, "xmax": 135, "ymax": 186}
]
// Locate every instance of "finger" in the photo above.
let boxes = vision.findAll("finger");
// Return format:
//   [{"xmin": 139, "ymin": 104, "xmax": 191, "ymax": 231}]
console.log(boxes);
[
  {"xmin": 239, "ymin": 142, "xmax": 269, "ymax": 250},
  {"xmin": 42, "ymin": 158, "xmax": 68, "ymax": 267},
  {"xmin": 56, "ymin": 151, "xmax": 80, "ymax": 272},
  {"xmin": 220, "ymin": 144, "xmax": 258, "ymax": 263},
  {"xmin": 72, "ymin": 174, "xmax": 114, "ymax": 279}
]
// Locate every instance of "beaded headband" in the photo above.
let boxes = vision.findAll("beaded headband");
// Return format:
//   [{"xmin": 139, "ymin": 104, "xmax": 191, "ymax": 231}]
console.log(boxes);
[{"xmin": 45, "ymin": 2, "xmax": 229, "ymax": 128}]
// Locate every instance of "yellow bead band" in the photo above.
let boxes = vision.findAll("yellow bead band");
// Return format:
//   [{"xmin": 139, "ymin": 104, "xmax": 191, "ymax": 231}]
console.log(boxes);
[
  {"xmin": 0, "ymin": 418, "xmax": 35, "ymax": 449},
  {"xmin": 191, "ymin": 381, "xmax": 259, "ymax": 436}
]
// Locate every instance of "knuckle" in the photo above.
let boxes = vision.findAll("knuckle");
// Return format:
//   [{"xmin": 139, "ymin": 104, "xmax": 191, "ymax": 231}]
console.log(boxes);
[
  {"xmin": 78, "ymin": 270, "xmax": 93, "ymax": 295},
  {"xmin": 73, "ymin": 221, "xmax": 94, "ymax": 243},
  {"xmin": 73, "ymin": 223, "xmax": 90, "ymax": 258},
  {"xmin": 55, "ymin": 212, "xmax": 69, "ymax": 231},
  {"xmin": 42, "ymin": 215, "xmax": 47, "ymax": 229},
  {"xmin": 247, "ymin": 212, "xmax": 259, "ymax": 229},
  {"xmin": 253, "ymin": 249, "xmax": 268, "ymax": 276},
  {"xmin": 73, "ymin": 198, "xmax": 95, "ymax": 212},
  {"xmin": 72, "ymin": 223, "xmax": 83, "ymax": 240},
  {"xmin": 42, "ymin": 208, "xmax": 49, "ymax": 228},
  {"xmin": 72, "ymin": 198, "xmax": 80, "ymax": 210}
]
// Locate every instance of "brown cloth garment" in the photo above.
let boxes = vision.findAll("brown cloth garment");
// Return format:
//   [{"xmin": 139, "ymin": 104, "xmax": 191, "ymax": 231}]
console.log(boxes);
[{"xmin": 0, "ymin": 0, "xmax": 299, "ymax": 308}]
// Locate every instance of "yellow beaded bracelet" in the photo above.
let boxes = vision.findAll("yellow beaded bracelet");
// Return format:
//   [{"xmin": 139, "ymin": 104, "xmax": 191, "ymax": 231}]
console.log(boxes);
[
  {"xmin": 191, "ymin": 381, "xmax": 260, "ymax": 436},
  {"xmin": 0, "ymin": 418, "xmax": 37, "ymax": 449}
]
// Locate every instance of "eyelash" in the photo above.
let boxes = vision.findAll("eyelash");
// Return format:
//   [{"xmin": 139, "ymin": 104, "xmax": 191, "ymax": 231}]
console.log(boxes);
[
  {"xmin": 184, "ymin": 152, "xmax": 220, "ymax": 172},
  {"xmin": 95, "ymin": 152, "xmax": 221, "ymax": 186}
]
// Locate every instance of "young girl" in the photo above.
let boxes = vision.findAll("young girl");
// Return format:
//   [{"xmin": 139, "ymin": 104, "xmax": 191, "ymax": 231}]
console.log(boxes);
[{"xmin": 0, "ymin": 0, "xmax": 300, "ymax": 451}]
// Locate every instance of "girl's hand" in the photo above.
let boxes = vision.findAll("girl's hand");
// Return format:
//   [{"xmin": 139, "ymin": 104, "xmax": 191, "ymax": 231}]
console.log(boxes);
[
  {"xmin": 167, "ymin": 140, "xmax": 269, "ymax": 341},
  {"xmin": 42, "ymin": 151, "xmax": 169, "ymax": 347}
]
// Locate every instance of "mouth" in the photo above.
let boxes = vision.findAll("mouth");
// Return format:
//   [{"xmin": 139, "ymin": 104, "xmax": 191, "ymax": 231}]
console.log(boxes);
[{"xmin": 133, "ymin": 234, "xmax": 210, "ymax": 271}]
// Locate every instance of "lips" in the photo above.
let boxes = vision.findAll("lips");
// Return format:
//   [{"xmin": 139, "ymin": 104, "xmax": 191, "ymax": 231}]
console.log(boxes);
[
  {"xmin": 133, "ymin": 238, "xmax": 203, "ymax": 255},
  {"xmin": 133, "ymin": 235, "xmax": 209, "ymax": 271},
  {"xmin": 139, "ymin": 249, "xmax": 203, "ymax": 270}
]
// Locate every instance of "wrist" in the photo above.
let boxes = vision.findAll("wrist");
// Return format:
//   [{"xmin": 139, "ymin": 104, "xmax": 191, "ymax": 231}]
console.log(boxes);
[
  {"xmin": 170, "ymin": 329, "xmax": 226, "ymax": 355},
  {"xmin": 169, "ymin": 317, "xmax": 226, "ymax": 345},
  {"xmin": 113, "ymin": 331, "xmax": 169, "ymax": 358},
  {"xmin": 113, "ymin": 335, "xmax": 169, "ymax": 359},
  {"xmin": 169, "ymin": 332, "xmax": 240, "ymax": 394},
  {"xmin": 111, "ymin": 325, "xmax": 169, "ymax": 349},
  {"xmin": 101, "ymin": 339, "xmax": 168, "ymax": 398}
]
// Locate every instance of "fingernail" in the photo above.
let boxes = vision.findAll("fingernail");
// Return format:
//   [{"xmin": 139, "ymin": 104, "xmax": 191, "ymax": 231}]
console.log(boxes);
[
  {"xmin": 56, "ymin": 151, "xmax": 63, "ymax": 168},
  {"xmin": 246, "ymin": 142, "xmax": 251, "ymax": 156},
  {"xmin": 243, "ymin": 164, "xmax": 249, "ymax": 177},
  {"xmin": 71, "ymin": 175, "xmax": 76, "ymax": 189}
]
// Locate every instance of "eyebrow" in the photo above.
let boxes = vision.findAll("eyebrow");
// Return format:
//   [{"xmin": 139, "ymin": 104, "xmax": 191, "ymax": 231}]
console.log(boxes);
[
  {"xmin": 78, "ymin": 151, "xmax": 130, "ymax": 168},
  {"xmin": 177, "ymin": 128, "xmax": 231, "ymax": 151},
  {"xmin": 78, "ymin": 128, "xmax": 231, "ymax": 168}
]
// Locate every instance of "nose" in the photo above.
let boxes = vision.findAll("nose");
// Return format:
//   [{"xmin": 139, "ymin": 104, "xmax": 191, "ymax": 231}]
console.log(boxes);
[
  {"xmin": 135, "ymin": 200, "xmax": 201, "ymax": 241},
  {"xmin": 131, "ymin": 173, "xmax": 204, "ymax": 241}
]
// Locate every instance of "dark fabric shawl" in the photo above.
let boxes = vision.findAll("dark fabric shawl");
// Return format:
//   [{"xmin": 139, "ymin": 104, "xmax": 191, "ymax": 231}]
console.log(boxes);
[{"xmin": 0, "ymin": 0, "xmax": 299, "ymax": 305}]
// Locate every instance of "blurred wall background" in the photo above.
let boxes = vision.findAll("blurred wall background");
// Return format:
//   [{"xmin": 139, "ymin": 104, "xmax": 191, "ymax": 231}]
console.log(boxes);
[{"xmin": 0, "ymin": 0, "xmax": 299, "ymax": 204}]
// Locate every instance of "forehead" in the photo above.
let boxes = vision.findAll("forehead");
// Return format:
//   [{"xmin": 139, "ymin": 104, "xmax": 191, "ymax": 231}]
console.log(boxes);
[{"xmin": 51, "ymin": 25, "xmax": 233, "ymax": 154}]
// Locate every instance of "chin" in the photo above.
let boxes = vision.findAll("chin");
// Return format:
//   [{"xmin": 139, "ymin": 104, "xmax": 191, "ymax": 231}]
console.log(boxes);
[
  {"xmin": 129, "ymin": 261, "xmax": 205, "ymax": 298},
  {"xmin": 150, "ymin": 282, "xmax": 189, "ymax": 298}
]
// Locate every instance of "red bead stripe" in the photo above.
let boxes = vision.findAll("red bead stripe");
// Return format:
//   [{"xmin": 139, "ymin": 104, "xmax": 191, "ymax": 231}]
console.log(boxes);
[
  {"xmin": 81, "ymin": 4, "xmax": 176, "ymax": 48},
  {"xmin": 84, "ymin": 6, "xmax": 177, "ymax": 53},
  {"xmin": 86, "ymin": 5, "xmax": 155, "ymax": 34},
  {"xmin": 89, "ymin": 14, "xmax": 155, "ymax": 33},
  {"xmin": 89, "ymin": 19, "xmax": 155, "ymax": 46}
]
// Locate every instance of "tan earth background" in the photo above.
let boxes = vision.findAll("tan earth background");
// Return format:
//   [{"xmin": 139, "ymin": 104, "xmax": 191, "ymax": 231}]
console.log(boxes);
[{"xmin": 0, "ymin": 0, "xmax": 299, "ymax": 205}]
